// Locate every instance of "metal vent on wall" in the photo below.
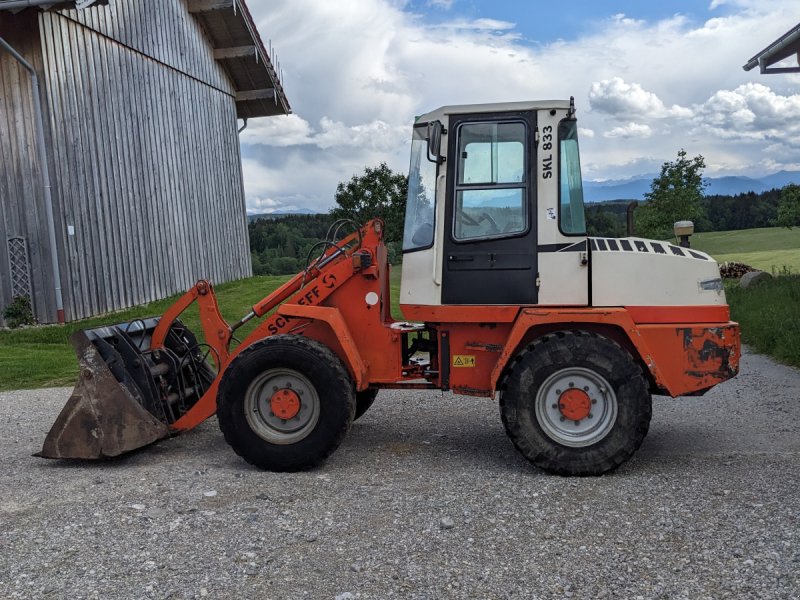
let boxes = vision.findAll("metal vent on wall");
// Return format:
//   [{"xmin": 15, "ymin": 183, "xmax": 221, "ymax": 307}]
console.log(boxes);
[{"xmin": 7, "ymin": 236, "xmax": 33, "ymax": 302}]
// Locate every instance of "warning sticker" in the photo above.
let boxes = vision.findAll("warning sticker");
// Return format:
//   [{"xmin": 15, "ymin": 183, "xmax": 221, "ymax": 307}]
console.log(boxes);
[{"xmin": 452, "ymin": 355, "xmax": 476, "ymax": 368}]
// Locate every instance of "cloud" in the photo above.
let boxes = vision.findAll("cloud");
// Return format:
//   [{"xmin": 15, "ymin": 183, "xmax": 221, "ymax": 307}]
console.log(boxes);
[
  {"xmin": 238, "ymin": 0, "xmax": 800, "ymax": 212},
  {"xmin": 435, "ymin": 18, "xmax": 517, "ymax": 31},
  {"xmin": 241, "ymin": 115, "xmax": 407, "ymax": 153},
  {"xmin": 427, "ymin": 0, "xmax": 454, "ymax": 9},
  {"xmin": 694, "ymin": 83, "xmax": 800, "ymax": 143},
  {"xmin": 239, "ymin": 114, "xmax": 313, "ymax": 147},
  {"xmin": 589, "ymin": 77, "xmax": 692, "ymax": 118},
  {"xmin": 603, "ymin": 122, "xmax": 653, "ymax": 139}
]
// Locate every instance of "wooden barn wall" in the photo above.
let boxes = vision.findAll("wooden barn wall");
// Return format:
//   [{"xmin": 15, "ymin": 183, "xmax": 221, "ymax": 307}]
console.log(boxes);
[
  {"xmin": 0, "ymin": 13, "xmax": 60, "ymax": 326},
  {"xmin": 34, "ymin": 3, "xmax": 250, "ymax": 322},
  {"xmin": 58, "ymin": 0, "xmax": 233, "ymax": 95}
]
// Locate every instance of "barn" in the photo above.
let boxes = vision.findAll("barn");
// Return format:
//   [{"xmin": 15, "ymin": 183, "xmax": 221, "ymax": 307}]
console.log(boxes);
[{"xmin": 0, "ymin": 0, "xmax": 290, "ymax": 325}]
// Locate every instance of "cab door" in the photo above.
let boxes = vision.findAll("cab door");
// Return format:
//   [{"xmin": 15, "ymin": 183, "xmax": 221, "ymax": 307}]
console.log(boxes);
[{"xmin": 442, "ymin": 111, "xmax": 537, "ymax": 305}]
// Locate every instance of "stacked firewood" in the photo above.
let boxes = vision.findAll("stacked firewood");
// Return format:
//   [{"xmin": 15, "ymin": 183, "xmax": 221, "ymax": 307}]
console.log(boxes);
[{"xmin": 718, "ymin": 261, "xmax": 756, "ymax": 279}]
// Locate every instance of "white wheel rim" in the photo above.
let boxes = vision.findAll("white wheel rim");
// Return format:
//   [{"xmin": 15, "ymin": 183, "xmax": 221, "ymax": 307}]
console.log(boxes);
[
  {"xmin": 244, "ymin": 368, "xmax": 320, "ymax": 445},
  {"xmin": 534, "ymin": 367, "xmax": 617, "ymax": 448}
]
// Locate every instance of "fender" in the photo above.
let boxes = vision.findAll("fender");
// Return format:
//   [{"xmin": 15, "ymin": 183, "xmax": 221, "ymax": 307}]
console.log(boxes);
[
  {"xmin": 489, "ymin": 308, "xmax": 668, "ymax": 392},
  {"xmin": 278, "ymin": 303, "xmax": 369, "ymax": 390}
]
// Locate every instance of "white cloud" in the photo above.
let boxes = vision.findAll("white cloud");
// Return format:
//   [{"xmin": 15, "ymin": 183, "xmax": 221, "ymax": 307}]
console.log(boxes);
[
  {"xmin": 239, "ymin": 114, "xmax": 313, "ymax": 147},
  {"xmin": 239, "ymin": 0, "xmax": 800, "ymax": 211},
  {"xmin": 694, "ymin": 83, "xmax": 800, "ymax": 143},
  {"xmin": 589, "ymin": 77, "xmax": 691, "ymax": 118},
  {"xmin": 241, "ymin": 115, "xmax": 407, "ymax": 153},
  {"xmin": 436, "ymin": 18, "xmax": 517, "ymax": 31},
  {"xmin": 603, "ymin": 122, "xmax": 653, "ymax": 139}
]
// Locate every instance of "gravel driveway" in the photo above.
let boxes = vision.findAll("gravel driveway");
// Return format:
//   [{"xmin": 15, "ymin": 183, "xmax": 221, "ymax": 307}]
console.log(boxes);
[{"xmin": 1, "ymin": 346, "xmax": 798, "ymax": 600}]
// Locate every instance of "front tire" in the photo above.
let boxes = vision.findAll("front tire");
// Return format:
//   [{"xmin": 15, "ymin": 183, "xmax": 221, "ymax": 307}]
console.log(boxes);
[
  {"xmin": 354, "ymin": 388, "xmax": 378, "ymax": 421},
  {"xmin": 500, "ymin": 331, "xmax": 651, "ymax": 476},
  {"xmin": 217, "ymin": 335, "xmax": 356, "ymax": 471}
]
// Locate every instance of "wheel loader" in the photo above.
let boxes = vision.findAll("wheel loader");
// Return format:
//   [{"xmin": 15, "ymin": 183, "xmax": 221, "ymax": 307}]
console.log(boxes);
[{"xmin": 38, "ymin": 99, "xmax": 740, "ymax": 475}]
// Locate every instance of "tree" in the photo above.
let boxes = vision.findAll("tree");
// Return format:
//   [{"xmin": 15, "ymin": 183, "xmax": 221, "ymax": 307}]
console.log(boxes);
[
  {"xmin": 776, "ymin": 183, "xmax": 800, "ymax": 229},
  {"xmin": 636, "ymin": 149, "xmax": 707, "ymax": 239},
  {"xmin": 330, "ymin": 163, "xmax": 408, "ymax": 243}
]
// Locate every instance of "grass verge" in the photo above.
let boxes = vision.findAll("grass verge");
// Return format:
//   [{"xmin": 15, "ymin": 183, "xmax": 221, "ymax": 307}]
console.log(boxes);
[
  {"xmin": 726, "ymin": 275, "xmax": 800, "ymax": 368},
  {"xmin": 0, "ymin": 267, "xmax": 405, "ymax": 392}
]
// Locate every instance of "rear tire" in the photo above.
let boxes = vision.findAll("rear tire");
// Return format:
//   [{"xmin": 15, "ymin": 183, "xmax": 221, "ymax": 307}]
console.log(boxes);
[
  {"xmin": 217, "ymin": 335, "xmax": 355, "ymax": 471},
  {"xmin": 500, "ymin": 331, "xmax": 651, "ymax": 476},
  {"xmin": 354, "ymin": 388, "xmax": 378, "ymax": 421}
]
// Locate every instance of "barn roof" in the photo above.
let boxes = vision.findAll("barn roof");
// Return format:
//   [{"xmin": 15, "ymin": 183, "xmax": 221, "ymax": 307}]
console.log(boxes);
[
  {"xmin": 0, "ymin": 0, "xmax": 291, "ymax": 117},
  {"xmin": 743, "ymin": 22, "xmax": 800, "ymax": 74}
]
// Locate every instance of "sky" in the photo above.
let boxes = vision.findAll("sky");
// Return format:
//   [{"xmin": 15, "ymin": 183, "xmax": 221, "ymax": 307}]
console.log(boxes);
[{"xmin": 240, "ymin": 0, "xmax": 800, "ymax": 214}]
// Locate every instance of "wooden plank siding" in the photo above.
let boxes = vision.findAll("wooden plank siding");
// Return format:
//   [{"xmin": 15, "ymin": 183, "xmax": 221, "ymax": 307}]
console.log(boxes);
[
  {"xmin": 0, "ymin": 0, "xmax": 251, "ymax": 324},
  {"xmin": 0, "ymin": 12, "xmax": 60, "ymax": 325}
]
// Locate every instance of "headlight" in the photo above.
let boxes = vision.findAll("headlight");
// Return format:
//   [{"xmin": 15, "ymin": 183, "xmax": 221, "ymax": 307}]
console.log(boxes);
[{"xmin": 698, "ymin": 277, "xmax": 723, "ymax": 292}]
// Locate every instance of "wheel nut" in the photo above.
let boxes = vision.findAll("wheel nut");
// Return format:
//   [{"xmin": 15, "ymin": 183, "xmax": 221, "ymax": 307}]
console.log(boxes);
[
  {"xmin": 583, "ymin": 386, "xmax": 589, "ymax": 391},
  {"xmin": 273, "ymin": 386, "xmax": 278, "ymax": 392},
  {"xmin": 560, "ymin": 416, "xmax": 565, "ymax": 422},
  {"xmin": 588, "ymin": 413, "xmax": 593, "ymax": 419},
  {"xmin": 552, "ymin": 403, "xmax": 558, "ymax": 409},
  {"xmin": 574, "ymin": 420, "xmax": 580, "ymax": 426},
  {"xmin": 591, "ymin": 399, "xmax": 597, "ymax": 404},
  {"xmin": 555, "ymin": 389, "xmax": 561, "ymax": 395},
  {"xmin": 568, "ymin": 382, "xmax": 574, "ymax": 387}
]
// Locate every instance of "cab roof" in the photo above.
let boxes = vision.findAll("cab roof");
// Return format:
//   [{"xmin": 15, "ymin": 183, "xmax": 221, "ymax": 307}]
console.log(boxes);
[{"xmin": 416, "ymin": 100, "xmax": 571, "ymax": 124}]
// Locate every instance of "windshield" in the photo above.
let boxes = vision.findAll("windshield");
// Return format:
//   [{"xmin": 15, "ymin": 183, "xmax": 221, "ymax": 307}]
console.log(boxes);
[
  {"xmin": 558, "ymin": 120, "xmax": 587, "ymax": 235},
  {"xmin": 402, "ymin": 124, "xmax": 437, "ymax": 251}
]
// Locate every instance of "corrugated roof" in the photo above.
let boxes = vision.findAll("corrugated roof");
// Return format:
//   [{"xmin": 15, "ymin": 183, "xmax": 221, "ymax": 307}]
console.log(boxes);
[
  {"xmin": 0, "ymin": 0, "xmax": 291, "ymax": 117},
  {"xmin": 743, "ymin": 22, "xmax": 800, "ymax": 73}
]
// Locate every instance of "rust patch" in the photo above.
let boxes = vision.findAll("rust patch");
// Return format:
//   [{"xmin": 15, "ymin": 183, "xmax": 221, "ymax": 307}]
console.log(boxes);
[
  {"xmin": 464, "ymin": 342, "xmax": 503, "ymax": 352},
  {"xmin": 452, "ymin": 386, "xmax": 494, "ymax": 397},
  {"xmin": 679, "ymin": 327, "xmax": 739, "ymax": 383}
]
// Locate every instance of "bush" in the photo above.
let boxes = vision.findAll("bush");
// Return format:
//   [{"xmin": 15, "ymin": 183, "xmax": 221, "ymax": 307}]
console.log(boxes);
[{"xmin": 3, "ymin": 296, "xmax": 35, "ymax": 328}]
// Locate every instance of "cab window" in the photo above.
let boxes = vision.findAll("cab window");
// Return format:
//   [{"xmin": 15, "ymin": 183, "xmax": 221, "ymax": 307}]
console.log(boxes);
[{"xmin": 453, "ymin": 121, "xmax": 527, "ymax": 241}]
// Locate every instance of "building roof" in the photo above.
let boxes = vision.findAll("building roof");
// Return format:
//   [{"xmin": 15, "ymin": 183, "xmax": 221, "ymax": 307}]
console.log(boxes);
[
  {"xmin": 0, "ymin": 0, "xmax": 290, "ymax": 117},
  {"xmin": 743, "ymin": 22, "xmax": 800, "ymax": 74},
  {"xmin": 188, "ymin": 0, "xmax": 291, "ymax": 118}
]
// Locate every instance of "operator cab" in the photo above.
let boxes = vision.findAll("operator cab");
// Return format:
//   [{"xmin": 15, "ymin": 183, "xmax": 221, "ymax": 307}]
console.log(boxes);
[{"xmin": 400, "ymin": 99, "xmax": 589, "ymax": 313}]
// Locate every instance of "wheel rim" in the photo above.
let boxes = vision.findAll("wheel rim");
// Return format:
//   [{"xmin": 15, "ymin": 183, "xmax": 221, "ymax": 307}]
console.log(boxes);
[
  {"xmin": 244, "ymin": 368, "xmax": 320, "ymax": 445},
  {"xmin": 534, "ymin": 367, "xmax": 617, "ymax": 448}
]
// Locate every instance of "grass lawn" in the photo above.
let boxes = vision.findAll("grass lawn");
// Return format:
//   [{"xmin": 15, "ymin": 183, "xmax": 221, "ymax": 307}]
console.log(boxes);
[
  {"xmin": 690, "ymin": 227, "xmax": 800, "ymax": 368},
  {"xmin": 0, "ymin": 267, "xmax": 405, "ymax": 392},
  {"xmin": 727, "ymin": 275, "xmax": 800, "ymax": 367},
  {"xmin": 691, "ymin": 227, "xmax": 800, "ymax": 273}
]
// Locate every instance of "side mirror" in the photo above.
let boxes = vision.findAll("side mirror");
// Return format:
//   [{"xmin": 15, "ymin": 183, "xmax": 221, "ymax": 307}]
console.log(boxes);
[{"xmin": 427, "ymin": 121, "xmax": 444, "ymax": 164}]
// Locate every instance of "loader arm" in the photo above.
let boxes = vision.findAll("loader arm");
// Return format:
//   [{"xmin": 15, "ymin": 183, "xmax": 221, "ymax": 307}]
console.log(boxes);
[{"xmin": 38, "ymin": 220, "xmax": 383, "ymax": 458}]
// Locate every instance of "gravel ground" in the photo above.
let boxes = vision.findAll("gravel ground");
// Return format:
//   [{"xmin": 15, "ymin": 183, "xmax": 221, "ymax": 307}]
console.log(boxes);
[{"xmin": 1, "ymin": 346, "xmax": 798, "ymax": 600}]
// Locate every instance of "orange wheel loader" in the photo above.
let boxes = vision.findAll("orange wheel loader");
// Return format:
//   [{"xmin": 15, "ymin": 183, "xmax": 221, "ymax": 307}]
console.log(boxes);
[{"xmin": 38, "ymin": 99, "xmax": 740, "ymax": 475}]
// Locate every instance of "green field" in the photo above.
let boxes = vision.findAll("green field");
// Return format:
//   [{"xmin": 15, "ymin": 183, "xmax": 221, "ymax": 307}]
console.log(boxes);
[
  {"xmin": 691, "ymin": 227, "xmax": 800, "ymax": 273},
  {"xmin": 0, "ymin": 268, "xmax": 405, "ymax": 392}
]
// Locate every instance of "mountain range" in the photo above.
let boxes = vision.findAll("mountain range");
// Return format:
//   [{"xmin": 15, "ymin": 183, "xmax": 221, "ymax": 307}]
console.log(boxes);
[
  {"xmin": 246, "ymin": 170, "xmax": 800, "ymax": 218},
  {"xmin": 584, "ymin": 170, "xmax": 800, "ymax": 203}
]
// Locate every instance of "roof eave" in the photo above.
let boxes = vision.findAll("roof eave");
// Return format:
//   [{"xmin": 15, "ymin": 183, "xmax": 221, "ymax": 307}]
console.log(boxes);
[{"xmin": 743, "ymin": 22, "xmax": 800, "ymax": 73}]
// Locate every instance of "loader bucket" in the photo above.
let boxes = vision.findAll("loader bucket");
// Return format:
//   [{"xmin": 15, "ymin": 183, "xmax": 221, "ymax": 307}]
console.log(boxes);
[{"xmin": 37, "ymin": 318, "xmax": 215, "ymax": 460}]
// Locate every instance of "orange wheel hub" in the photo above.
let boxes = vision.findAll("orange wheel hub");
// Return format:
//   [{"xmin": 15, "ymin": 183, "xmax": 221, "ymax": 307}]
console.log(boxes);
[
  {"xmin": 558, "ymin": 388, "xmax": 591, "ymax": 421},
  {"xmin": 270, "ymin": 389, "xmax": 301, "ymax": 420}
]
